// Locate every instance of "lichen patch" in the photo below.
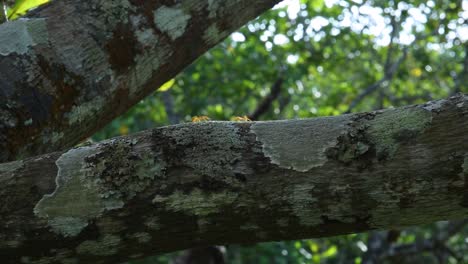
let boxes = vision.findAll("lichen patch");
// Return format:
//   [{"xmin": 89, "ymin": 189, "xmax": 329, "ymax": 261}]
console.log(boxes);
[
  {"xmin": 251, "ymin": 116, "xmax": 350, "ymax": 172},
  {"xmin": 0, "ymin": 159, "xmax": 24, "ymax": 176},
  {"xmin": 76, "ymin": 234, "xmax": 122, "ymax": 256},
  {"xmin": 129, "ymin": 44, "xmax": 172, "ymax": 95},
  {"xmin": 153, "ymin": 5, "xmax": 191, "ymax": 41},
  {"xmin": 34, "ymin": 146, "xmax": 124, "ymax": 237},
  {"xmin": 83, "ymin": 139, "xmax": 167, "ymax": 200},
  {"xmin": 0, "ymin": 19, "xmax": 48, "ymax": 56},
  {"xmin": 207, "ymin": 0, "xmax": 222, "ymax": 18},
  {"xmin": 160, "ymin": 122, "xmax": 246, "ymax": 178},
  {"xmin": 66, "ymin": 96, "xmax": 106, "ymax": 125},
  {"xmin": 366, "ymin": 107, "xmax": 432, "ymax": 159},
  {"xmin": 129, "ymin": 232, "xmax": 152, "ymax": 243},
  {"xmin": 203, "ymin": 24, "xmax": 228, "ymax": 45},
  {"xmin": 152, "ymin": 188, "xmax": 238, "ymax": 216}
]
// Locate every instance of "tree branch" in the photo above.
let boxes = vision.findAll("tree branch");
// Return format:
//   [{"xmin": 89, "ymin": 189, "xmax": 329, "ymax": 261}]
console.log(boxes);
[
  {"xmin": 345, "ymin": 46, "xmax": 408, "ymax": 113},
  {"xmin": 0, "ymin": 0, "xmax": 282, "ymax": 162},
  {"xmin": 345, "ymin": 16, "xmax": 406, "ymax": 113},
  {"xmin": 1, "ymin": 94, "xmax": 467, "ymax": 263},
  {"xmin": 453, "ymin": 41, "xmax": 468, "ymax": 94},
  {"xmin": 248, "ymin": 77, "xmax": 283, "ymax": 120}
]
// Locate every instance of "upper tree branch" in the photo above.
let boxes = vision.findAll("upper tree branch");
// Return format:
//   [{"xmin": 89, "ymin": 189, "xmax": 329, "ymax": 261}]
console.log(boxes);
[{"xmin": 0, "ymin": 0, "xmax": 282, "ymax": 162}]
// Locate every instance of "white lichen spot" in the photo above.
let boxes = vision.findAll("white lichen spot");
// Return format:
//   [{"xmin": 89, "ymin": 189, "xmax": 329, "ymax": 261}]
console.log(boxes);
[
  {"xmin": 96, "ymin": 0, "xmax": 134, "ymax": 26},
  {"xmin": 34, "ymin": 146, "xmax": 124, "ymax": 237},
  {"xmin": 3, "ymin": 240, "xmax": 22, "ymax": 248},
  {"xmin": 128, "ymin": 42, "xmax": 172, "ymax": 95},
  {"xmin": 51, "ymin": 132, "xmax": 64, "ymax": 144},
  {"xmin": 203, "ymin": 24, "xmax": 228, "ymax": 45},
  {"xmin": 251, "ymin": 116, "xmax": 350, "ymax": 172},
  {"xmin": 130, "ymin": 232, "xmax": 151, "ymax": 243},
  {"xmin": 135, "ymin": 28, "xmax": 158, "ymax": 47},
  {"xmin": 207, "ymin": 0, "xmax": 222, "ymax": 18},
  {"xmin": 47, "ymin": 216, "xmax": 89, "ymax": 238},
  {"xmin": 0, "ymin": 18, "xmax": 48, "ymax": 56},
  {"xmin": 67, "ymin": 96, "xmax": 106, "ymax": 124},
  {"xmin": 153, "ymin": 5, "xmax": 191, "ymax": 41},
  {"xmin": 144, "ymin": 217, "xmax": 160, "ymax": 230},
  {"xmin": 367, "ymin": 107, "xmax": 432, "ymax": 158},
  {"xmin": 0, "ymin": 159, "xmax": 23, "ymax": 175},
  {"xmin": 76, "ymin": 235, "xmax": 122, "ymax": 256},
  {"xmin": 152, "ymin": 189, "xmax": 238, "ymax": 216},
  {"xmin": 23, "ymin": 118, "xmax": 33, "ymax": 126},
  {"xmin": 240, "ymin": 223, "xmax": 260, "ymax": 231},
  {"xmin": 287, "ymin": 184, "xmax": 323, "ymax": 227},
  {"xmin": 422, "ymin": 99, "xmax": 445, "ymax": 111}
]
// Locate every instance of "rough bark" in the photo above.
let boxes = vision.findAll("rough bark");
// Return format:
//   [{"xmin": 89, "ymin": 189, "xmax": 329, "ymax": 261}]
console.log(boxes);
[
  {"xmin": 0, "ymin": 0, "xmax": 281, "ymax": 162},
  {"xmin": 1, "ymin": 94, "xmax": 467, "ymax": 263}
]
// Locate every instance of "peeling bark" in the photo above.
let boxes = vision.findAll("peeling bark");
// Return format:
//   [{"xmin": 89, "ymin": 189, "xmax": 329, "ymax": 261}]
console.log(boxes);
[
  {"xmin": 1, "ymin": 94, "xmax": 467, "ymax": 263},
  {"xmin": 0, "ymin": 0, "xmax": 281, "ymax": 162}
]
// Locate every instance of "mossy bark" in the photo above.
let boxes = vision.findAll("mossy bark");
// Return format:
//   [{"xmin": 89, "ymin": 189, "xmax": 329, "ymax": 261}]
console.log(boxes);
[{"xmin": 0, "ymin": 94, "xmax": 467, "ymax": 263}]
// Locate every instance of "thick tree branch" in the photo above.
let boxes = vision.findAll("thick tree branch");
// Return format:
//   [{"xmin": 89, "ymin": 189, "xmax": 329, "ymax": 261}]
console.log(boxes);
[
  {"xmin": 0, "ymin": 0, "xmax": 281, "ymax": 162},
  {"xmin": 1, "ymin": 94, "xmax": 467, "ymax": 263}
]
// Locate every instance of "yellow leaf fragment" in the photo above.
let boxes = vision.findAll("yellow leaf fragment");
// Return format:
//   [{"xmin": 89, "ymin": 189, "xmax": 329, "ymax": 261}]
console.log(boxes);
[
  {"xmin": 191, "ymin": 116, "xmax": 211, "ymax": 122},
  {"xmin": 231, "ymin": 115, "xmax": 251, "ymax": 121}
]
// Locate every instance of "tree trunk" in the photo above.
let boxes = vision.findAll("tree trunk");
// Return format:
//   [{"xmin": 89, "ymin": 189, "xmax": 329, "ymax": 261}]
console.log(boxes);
[
  {"xmin": 1, "ymin": 94, "xmax": 467, "ymax": 263},
  {"xmin": 0, "ymin": 0, "xmax": 281, "ymax": 162}
]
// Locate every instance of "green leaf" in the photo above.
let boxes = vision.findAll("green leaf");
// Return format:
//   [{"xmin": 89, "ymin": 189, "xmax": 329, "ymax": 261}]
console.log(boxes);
[
  {"xmin": 311, "ymin": 0, "xmax": 324, "ymax": 11},
  {"xmin": 322, "ymin": 245, "xmax": 337, "ymax": 257},
  {"xmin": 7, "ymin": 0, "xmax": 49, "ymax": 20},
  {"xmin": 157, "ymin": 79, "xmax": 175, "ymax": 92}
]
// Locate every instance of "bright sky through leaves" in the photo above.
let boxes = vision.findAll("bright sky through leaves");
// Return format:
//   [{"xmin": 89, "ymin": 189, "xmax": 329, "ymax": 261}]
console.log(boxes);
[{"xmin": 231, "ymin": 0, "xmax": 468, "ymax": 48}]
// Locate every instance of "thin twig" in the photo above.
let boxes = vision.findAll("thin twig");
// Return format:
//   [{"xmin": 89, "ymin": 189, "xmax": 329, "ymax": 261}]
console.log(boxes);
[
  {"xmin": 161, "ymin": 90, "xmax": 181, "ymax": 125},
  {"xmin": 248, "ymin": 77, "xmax": 283, "ymax": 120},
  {"xmin": 345, "ymin": 15, "xmax": 405, "ymax": 113},
  {"xmin": 2, "ymin": 1, "xmax": 8, "ymax": 22},
  {"xmin": 452, "ymin": 41, "xmax": 468, "ymax": 94}
]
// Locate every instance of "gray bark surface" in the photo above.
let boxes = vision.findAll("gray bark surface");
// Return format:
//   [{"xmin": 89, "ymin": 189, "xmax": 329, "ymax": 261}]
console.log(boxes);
[
  {"xmin": 1, "ymin": 94, "xmax": 467, "ymax": 263},
  {"xmin": 0, "ymin": 0, "xmax": 281, "ymax": 162}
]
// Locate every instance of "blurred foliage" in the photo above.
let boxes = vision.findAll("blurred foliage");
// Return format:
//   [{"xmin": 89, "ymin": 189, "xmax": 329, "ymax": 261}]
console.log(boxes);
[
  {"xmin": 2, "ymin": 0, "xmax": 467, "ymax": 263},
  {"xmin": 91, "ymin": 0, "xmax": 467, "ymax": 141}
]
